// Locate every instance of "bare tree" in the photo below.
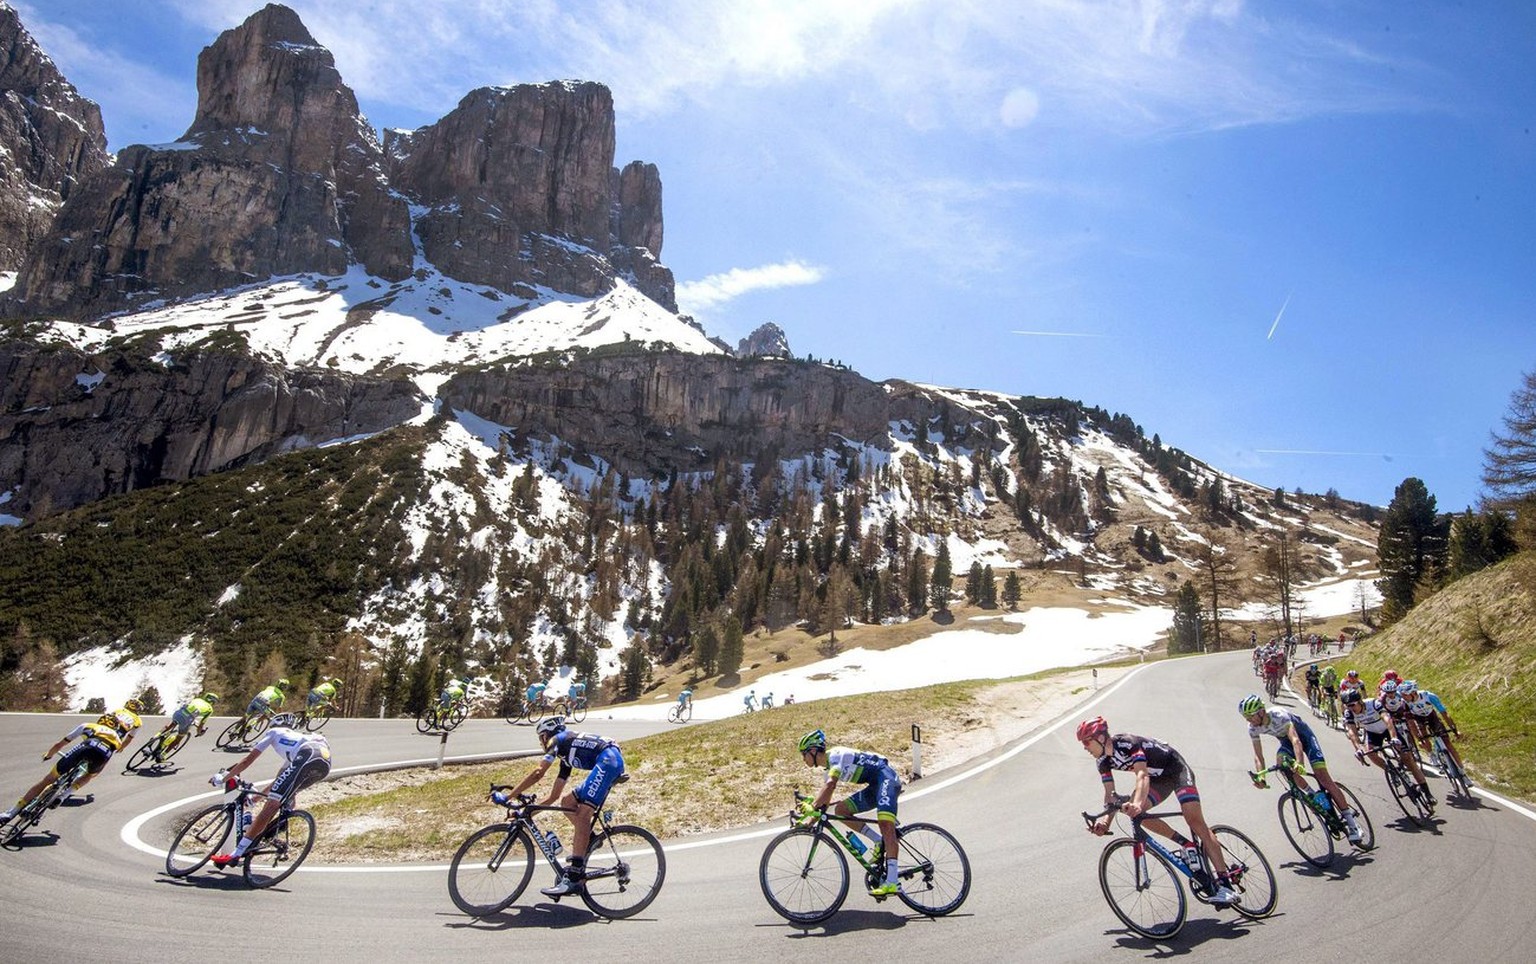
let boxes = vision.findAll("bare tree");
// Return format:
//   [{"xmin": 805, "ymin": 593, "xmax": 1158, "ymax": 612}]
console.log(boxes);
[{"xmin": 1193, "ymin": 531, "xmax": 1243, "ymax": 652}]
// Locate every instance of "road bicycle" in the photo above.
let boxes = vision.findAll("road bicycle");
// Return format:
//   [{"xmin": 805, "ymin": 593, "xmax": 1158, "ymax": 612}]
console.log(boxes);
[
  {"xmin": 1320, "ymin": 690, "xmax": 1340, "ymax": 730},
  {"xmin": 505, "ymin": 695, "xmax": 555, "ymax": 726},
  {"xmin": 124, "ymin": 726, "xmax": 196, "ymax": 771},
  {"xmin": 448, "ymin": 787, "xmax": 665, "ymax": 919},
  {"xmin": 294, "ymin": 703, "xmax": 334, "ymax": 732},
  {"xmin": 1393, "ymin": 720, "xmax": 1425, "ymax": 768},
  {"xmin": 163, "ymin": 778, "xmax": 316, "ymax": 887},
  {"xmin": 417, "ymin": 699, "xmax": 468, "ymax": 733},
  {"xmin": 759, "ymin": 791, "xmax": 971, "ymax": 926},
  {"xmin": 1250, "ymin": 763, "xmax": 1375, "ymax": 867},
  {"xmin": 1264, "ymin": 672, "xmax": 1280, "ymax": 700},
  {"xmin": 1423, "ymin": 731, "xmax": 1472, "ymax": 800},
  {"xmin": 1080, "ymin": 796, "xmax": 1277, "ymax": 940},
  {"xmin": 0, "ymin": 760, "xmax": 91, "ymax": 846},
  {"xmin": 1374, "ymin": 742, "xmax": 1435, "ymax": 827},
  {"xmin": 666, "ymin": 699, "xmax": 692, "ymax": 724},
  {"xmin": 214, "ymin": 710, "xmax": 273, "ymax": 749}
]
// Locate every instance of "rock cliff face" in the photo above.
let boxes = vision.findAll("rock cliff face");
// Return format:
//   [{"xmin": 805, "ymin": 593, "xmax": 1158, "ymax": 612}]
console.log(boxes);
[
  {"xmin": 8, "ymin": 3, "xmax": 413, "ymax": 319},
  {"xmin": 737, "ymin": 322, "xmax": 792, "ymax": 358},
  {"xmin": 384, "ymin": 85, "xmax": 674, "ymax": 309},
  {"xmin": 440, "ymin": 353, "xmax": 971, "ymax": 476},
  {"xmin": 0, "ymin": 340, "xmax": 422, "ymax": 520},
  {"xmin": 0, "ymin": 3, "xmax": 110, "ymax": 271}
]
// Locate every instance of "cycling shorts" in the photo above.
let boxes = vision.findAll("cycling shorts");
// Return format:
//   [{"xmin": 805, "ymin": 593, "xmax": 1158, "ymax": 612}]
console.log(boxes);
[
  {"xmin": 1144, "ymin": 756, "xmax": 1199, "ymax": 807},
  {"xmin": 171, "ymin": 707, "xmax": 203, "ymax": 733},
  {"xmin": 1274, "ymin": 720, "xmax": 1329, "ymax": 770},
  {"xmin": 845, "ymin": 765, "xmax": 903, "ymax": 822},
  {"xmin": 56, "ymin": 740, "xmax": 112, "ymax": 777},
  {"xmin": 1361, "ymin": 726, "xmax": 1393, "ymax": 752},
  {"xmin": 267, "ymin": 744, "xmax": 332, "ymax": 805},
  {"xmin": 574, "ymin": 746, "xmax": 625, "ymax": 809},
  {"xmin": 246, "ymin": 697, "xmax": 272, "ymax": 716}
]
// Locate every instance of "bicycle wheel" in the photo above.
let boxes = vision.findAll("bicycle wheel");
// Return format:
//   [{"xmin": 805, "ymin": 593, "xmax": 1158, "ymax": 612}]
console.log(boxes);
[
  {"xmin": 448, "ymin": 823, "xmax": 536, "ymax": 916},
  {"xmin": 241, "ymin": 714, "xmax": 271, "ymax": 744},
  {"xmin": 1335, "ymin": 783, "xmax": 1375, "ymax": 850},
  {"xmin": 159, "ymin": 730, "xmax": 191, "ymax": 763},
  {"xmin": 1277, "ymin": 793, "xmax": 1334, "ymax": 867},
  {"xmin": 124, "ymin": 741, "xmax": 158, "ymax": 773},
  {"xmin": 415, "ymin": 707, "xmax": 435, "ymax": 733},
  {"xmin": 667, "ymin": 705, "xmax": 682, "ymax": 724},
  {"xmin": 215, "ymin": 717, "xmax": 246, "ymax": 749},
  {"xmin": 243, "ymin": 809, "xmax": 316, "ymax": 888},
  {"xmin": 1385, "ymin": 763, "xmax": 1429, "ymax": 826},
  {"xmin": 304, "ymin": 707, "xmax": 332, "ymax": 732},
  {"xmin": 447, "ymin": 703, "xmax": 468, "ymax": 731},
  {"xmin": 894, "ymin": 822, "xmax": 971, "ymax": 917},
  {"xmin": 569, "ymin": 700, "xmax": 588, "ymax": 723},
  {"xmin": 760, "ymin": 826, "xmax": 850, "ymax": 925},
  {"xmin": 1208, "ymin": 825, "xmax": 1277, "ymax": 919},
  {"xmin": 581, "ymin": 824, "xmax": 666, "ymax": 919},
  {"xmin": 165, "ymin": 804, "xmax": 234, "ymax": 877},
  {"xmin": 1097, "ymin": 838, "xmax": 1186, "ymax": 939}
]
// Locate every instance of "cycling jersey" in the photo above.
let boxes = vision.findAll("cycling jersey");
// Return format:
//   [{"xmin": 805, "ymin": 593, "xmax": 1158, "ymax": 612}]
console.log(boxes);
[
  {"xmin": 1305, "ymin": 667, "xmax": 1320, "ymax": 684},
  {"xmin": 1381, "ymin": 693, "xmax": 1408, "ymax": 715},
  {"xmin": 71, "ymin": 721, "xmax": 130, "ymax": 753},
  {"xmin": 249, "ymin": 687, "xmax": 284, "ymax": 714},
  {"xmin": 1419, "ymin": 690, "xmax": 1449, "ymax": 715},
  {"xmin": 255, "ymin": 728, "xmax": 332, "ymax": 804},
  {"xmin": 825, "ymin": 746, "xmax": 901, "ymax": 821},
  {"xmin": 1097, "ymin": 734, "xmax": 1198, "ymax": 805},
  {"xmin": 545, "ymin": 730, "xmax": 625, "ymax": 807},
  {"xmin": 252, "ymin": 727, "xmax": 328, "ymax": 763},
  {"xmin": 1343, "ymin": 697, "xmax": 1391, "ymax": 733},
  {"xmin": 826, "ymin": 747, "xmax": 890, "ymax": 785},
  {"xmin": 307, "ymin": 682, "xmax": 337, "ymax": 706},
  {"xmin": 172, "ymin": 698, "xmax": 214, "ymax": 732},
  {"xmin": 525, "ymin": 683, "xmax": 546, "ymax": 702},
  {"xmin": 1249, "ymin": 708, "xmax": 1327, "ymax": 767}
]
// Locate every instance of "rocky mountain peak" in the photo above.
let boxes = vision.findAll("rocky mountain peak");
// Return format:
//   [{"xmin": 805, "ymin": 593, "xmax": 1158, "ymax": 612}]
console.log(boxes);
[
  {"xmin": 0, "ymin": 1, "xmax": 110, "ymax": 270},
  {"xmin": 737, "ymin": 322, "xmax": 792, "ymax": 358}
]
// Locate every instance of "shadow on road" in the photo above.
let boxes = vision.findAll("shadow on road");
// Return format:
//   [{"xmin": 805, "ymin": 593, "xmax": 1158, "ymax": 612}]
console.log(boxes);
[
  {"xmin": 156, "ymin": 872, "xmax": 265, "ymax": 892},
  {"xmin": 1106, "ymin": 910, "xmax": 1281, "ymax": 956},
  {"xmin": 440, "ymin": 900, "xmax": 642, "ymax": 929},
  {"xmin": 756, "ymin": 907, "xmax": 968, "ymax": 937}
]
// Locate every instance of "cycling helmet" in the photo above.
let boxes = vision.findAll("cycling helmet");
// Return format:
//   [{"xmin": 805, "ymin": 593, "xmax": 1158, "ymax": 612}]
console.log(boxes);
[
  {"xmin": 277, "ymin": 678, "xmax": 291, "ymax": 689},
  {"xmin": 1238, "ymin": 694, "xmax": 1265, "ymax": 717},
  {"xmin": 124, "ymin": 698, "xmax": 145, "ymax": 714},
  {"xmin": 1341, "ymin": 688, "xmax": 1363, "ymax": 705},
  {"xmin": 203, "ymin": 692, "xmax": 220, "ymax": 704},
  {"xmin": 1380, "ymin": 679, "xmax": 1398, "ymax": 694},
  {"xmin": 1383, "ymin": 669, "xmax": 1400, "ymax": 682},
  {"xmin": 535, "ymin": 716, "xmax": 566, "ymax": 743},
  {"xmin": 270, "ymin": 712, "xmax": 298, "ymax": 728},
  {"xmin": 1076, "ymin": 717, "xmax": 1109, "ymax": 743},
  {"xmin": 97, "ymin": 712, "xmax": 124, "ymax": 730},
  {"xmin": 1346, "ymin": 669, "xmax": 1360, "ymax": 678},
  {"xmin": 330, "ymin": 677, "xmax": 343, "ymax": 687},
  {"xmin": 797, "ymin": 729, "xmax": 827, "ymax": 754},
  {"xmin": 1399, "ymin": 680, "xmax": 1417, "ymax": 695}
]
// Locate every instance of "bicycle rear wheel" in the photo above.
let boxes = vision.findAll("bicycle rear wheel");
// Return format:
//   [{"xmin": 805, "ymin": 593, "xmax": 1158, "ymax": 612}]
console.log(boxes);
[
  {"xmin": 304, "ymin": 708, "xmax": 332, "ymax": 732},
  {"xmin": 1277, "ymin": 793, "xmax": 1334, "ymax": 867},
  {"xmin": 1209, "ymin": 825, "xmax": 1277, "ymax": 919},
  {"xmin": 448, "ymin": 823, "xmax": 536, "ymax": 915},
  {"xmin": 1097, "ymin": 838, "xmax": 1186, "ymax": 939},
  {"xmin": 159, "ymin": 730, "xmax": 191, "ymax": 762},
  {"xmin": 581, "ymin": 824, "xmax": 666, "ymax": 919},
  {"xmin": 165, "ymin": 803, "xmax": 233, "ymax": 877},
  {"xmin": 124, "ymin": 741, "xmax": 158, "ymax": 773},
  {"xmin": 1385, "ymin": 763, "xmax": 1430, "ymax": 826},
  {"xmin": 760, "ymin": 827, "xmax": 850, "ymax": 925},
  {"xmin": 243, "ymin": 809, "xmax": 315, "ymax": 888},
  {"xmin": 893, "ymin": 822, "xmax": 971, "ymax": 916},
  {"xmin": 240, "ymin": 714, "xmax": 270, "ymax": 745},
  {"xmin": 1335, "ymin": 783, "xmax": 1375, "ymax": 850},
  {"xmin": 569, "ymin": 700, "xmax": 588, "ymax": 724}
]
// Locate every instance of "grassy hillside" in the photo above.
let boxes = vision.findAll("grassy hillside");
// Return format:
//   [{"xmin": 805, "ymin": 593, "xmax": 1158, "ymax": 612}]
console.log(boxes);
[{"xmin": 1342, "ymin": 553, "xmax": 1536, "ymax": 800}]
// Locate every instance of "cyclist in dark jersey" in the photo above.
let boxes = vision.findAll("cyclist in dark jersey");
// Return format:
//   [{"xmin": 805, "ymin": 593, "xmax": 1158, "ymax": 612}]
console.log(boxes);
[
  {"xmin": 1078, "ymin": 717, "xmax": 1239, "ymax": 905},
  {"xmin": 506, "ymin": 716, "xmax": 626, "ymax": 897}
]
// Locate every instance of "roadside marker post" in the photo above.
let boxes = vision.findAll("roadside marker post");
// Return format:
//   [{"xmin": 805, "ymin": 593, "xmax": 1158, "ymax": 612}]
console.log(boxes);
[{"xmin": 911, "ymin": 723, "xmax": 923, "ymax": 781}]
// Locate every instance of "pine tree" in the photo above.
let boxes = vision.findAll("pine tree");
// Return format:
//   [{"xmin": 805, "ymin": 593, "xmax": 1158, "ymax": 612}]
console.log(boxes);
[
  {"xmin": 1002, "ymin": 571, "xmax": 1022, "ymax": 610},
  {"xmin": 692, "ymin": 625, "xmax": 720, "ymax": 678},
  {"xmin": 965, "ymin": 561, "xmax": 984, "ymax": 605},
  {"xmin": 718, "ymin": 615, "xmax": 744, "ymax": 679},
  {"xmin": 907, "ymin": 548, "xmax": 929, "ymax": 615},
  {"xmin": 931, "ymin": 540, "xmax": 953, "ymax": 613},
  {"xmin": 1482, "ymin": 368, "xmax": 1536, "ymax": 547},
  {"xmin": 980, "ymin": 565, "xmax": 997, "ymax": 608},
  {"xmin": 1376, "ymin": 477, "xmax": 1449, "ymax": 623},
  {"xmin": 1170, "ymin": 582, "xmax": 1203, "ymax": 654}
]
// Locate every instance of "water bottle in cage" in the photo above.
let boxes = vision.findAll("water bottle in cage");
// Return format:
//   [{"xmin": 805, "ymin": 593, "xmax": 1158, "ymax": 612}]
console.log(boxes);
[
  {"xmin": 543, "ymin": 828, "xmax": 562, "ymax": 856},
  {"xmin": 239, "ymin": 803, "xmax": 253, "ymax": 836}
]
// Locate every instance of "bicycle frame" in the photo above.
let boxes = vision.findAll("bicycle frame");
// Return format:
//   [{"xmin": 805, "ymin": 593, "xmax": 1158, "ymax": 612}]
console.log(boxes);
[
  {"xmin": 485, "ymin": 789, "xmax": 627, "ymax": 886},
  {"xmin": 1255, "ymin": 764, "xmax": 1343, "ymax": 834},
  {"xmin": 789, "ymin": 792, "xmax": 893, "ymax": 874},
  {"xmin": 1082, "ymin": 799, "xmax": 1209, "ymax": 890}
]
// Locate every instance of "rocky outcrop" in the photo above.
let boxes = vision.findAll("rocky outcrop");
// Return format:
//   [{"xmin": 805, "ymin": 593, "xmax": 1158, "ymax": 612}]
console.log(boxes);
[
  {"xmin": 0, "ymin": 339, "xmax": 422, "ymax": 520},
  {"xmin": 7, "ymin": 3, "xmax": 412, "ymax": 320},
  {"xmin": 0, "ymin": 2, "xmax": 110, "ymax": 270},
  {"xmin": 440, "ymin": 352, "xmax": 979, "ymax": 476},
  {"xmin": 737, "ymin": 322, "xmax": 792, "ymax": 359},
  {"xmin": 385, "ymin": 84, "xmax": 675, "ymax": 310}
]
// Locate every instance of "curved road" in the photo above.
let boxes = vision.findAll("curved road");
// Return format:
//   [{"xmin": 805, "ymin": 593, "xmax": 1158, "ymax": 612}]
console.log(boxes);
[{"xmin": 3, "ymin": 653, "xmax": 1534, "ymax": 962}]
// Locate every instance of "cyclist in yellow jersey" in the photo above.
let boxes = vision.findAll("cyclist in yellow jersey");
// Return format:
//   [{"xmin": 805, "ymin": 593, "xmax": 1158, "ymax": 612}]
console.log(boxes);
[
  {"xmin": 1, "ymin": 700, "xmax": 143, "ymax": 824},
  {"xmin": 247, "ymin": 679, "xmax": 289, "ymax": 718},
  {"xmin": 152, "ymin": 692, "xmax": 218, "ymax": 744},
  {"xmin": 307, "ymin": 678, "xmax": 341, "ymax": 711}
]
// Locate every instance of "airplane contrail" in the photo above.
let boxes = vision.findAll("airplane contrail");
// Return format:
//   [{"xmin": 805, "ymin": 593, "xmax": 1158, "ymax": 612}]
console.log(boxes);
[
  {"xmin": 1011, "ymin": 330, "xmax": 1103, "ymax": 337},
  {"xmin": 1267, "ymin": 290, "xmax": 1293, "ymax": 340},
  {"xmin": 1256, "ymin": 448, "xmax": 1394, "ymax": 460}
]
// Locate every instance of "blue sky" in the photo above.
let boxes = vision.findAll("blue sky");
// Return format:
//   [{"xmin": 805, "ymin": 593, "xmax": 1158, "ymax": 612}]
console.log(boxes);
[{"xmin": 17, "ymin": 0, "xmax": 1536, "ymax": 511}]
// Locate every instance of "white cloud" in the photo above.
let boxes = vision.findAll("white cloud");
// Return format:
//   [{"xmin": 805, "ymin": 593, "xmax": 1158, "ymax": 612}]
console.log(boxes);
[
  {"xmin": 999, "ymin": 87, "xmax": 1041, "ymax": 128},
  {"xmin": 676, "ymin": 260, "xmax": 825, "ymax": 313}
]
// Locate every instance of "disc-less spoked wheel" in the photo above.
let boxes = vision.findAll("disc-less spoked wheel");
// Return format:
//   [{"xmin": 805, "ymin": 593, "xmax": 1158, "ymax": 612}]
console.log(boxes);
[
  {"xmin": 760, "ymin": 827, "xmax": 851, "ymax": 926},
  {"xmin": 1277, "ymin": 793, "xmax": 1334, "ymax": 867},
  {"xmin": 1098, "ymin": 838, "xmax": 1186, "ymax": 939},
  {"xmin": 1335, "ymin": 783, "xmax": 1375, "ymax": 850},
  {"xmin": 448, "ymin": 823, "xmax": 536, "ymax": 916},
  {"xmin": 893, "ymin": 822, "xmax": 971, "ymax": 916},
  {"xmin": 1386, "ymin": 764, "xmax": 1431, "ymax": 826},
  {"xmin": 124, "ymin": 741, "xmax": 159, "ymax": 773},
  {"xmin": 165, "ymin": 804, "xmax": 233, "ymax": 877},
  {"xmin": 581, "ymin": 824, "xmax": 666, "ymax": 919},
  {"xmin": 1209, "ymin": 825, "xmax": 1278, "ymax": 919},
  {"xmin": 215, "ymin": 718, "xmax": 246, "ymax": 749},
  {"xmin": 242, "ymin": 809, "xmax": 316, "ymax": 888},
  {"xmin": 158, "ymin": 730, "xmax": 191, "ymax": 762}
]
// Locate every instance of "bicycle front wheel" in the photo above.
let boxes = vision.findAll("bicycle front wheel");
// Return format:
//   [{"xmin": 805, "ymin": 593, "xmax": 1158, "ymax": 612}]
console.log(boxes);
[
  {"xmin": 582, "ymin": 824, "xmax": 666, "ymax": 919},
  {"xmin": 124, "ymin": 741, "xmax": 158, "ymax": 773},
  {"xmin": 1098, "ymin": 838, "xmax": 1186, "ymax": 939},
  {"xmin": 305, "ymin": 708, "xmax": 332, "ymax": 732},
  {"xmin": 214, "ymin": 718, "xmax": 246, "ymax": 749},
  {"xmin": 448, "ymin": 823, "xmax": 536, "ymax": 916},
  {"xmin": 447, "ymin": 703, "xmax": 468, "ymax": 731},
  {"xmin": 1385, "ymin": 763, "xmax": 1430, "ymax": 826},
  {"xmin": 165, "ymin": 804, "xmax": 233, "ymax": 877},
  {"xmin": 243, "ymin": 809, "xmax": 316, "ymax": 888},
  {"xmin": 667, "ymin": 705, "xmax": 682, "ymax": 724},
  {"xmin": 760, "ymin": 827, "xmax": 850, "ymax": 926},
  {"xmin": 1277, "ymin": 793, "xmax": 1334, "ymax": 867},
  {"xmin": 1209, "ymin": 825, "xmax": 1278, "ymax": 919},
  {"xmin": 241, "ymin": 714, "xmax": 271, "ymax": 744},
  {"xmin": 569, "ymin": 700, "xmax": 588, "ymax": 724},
  {"xmin": 1335, "ymin": 783, "xmax": 1375, "ymax": 850},
  {"xmin": 160, "ymin": 730, "xmax": 191, "ymax": 762},
  {"xmin": 894, "ymin": 822, "xmax": 971, "ymax": 916}
]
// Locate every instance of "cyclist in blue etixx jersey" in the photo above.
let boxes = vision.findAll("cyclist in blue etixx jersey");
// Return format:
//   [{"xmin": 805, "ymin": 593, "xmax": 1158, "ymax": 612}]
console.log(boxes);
[
  {"xmin": 507, "ymin": 717, "xmax": 627, "ymax": 898},
  {"xmin": 1240, "ymin": 695, "xmax": 1363, "ymax": 843},
  {"xmin": 209, "ymin": 714, "xmax": 332, "ymax": 867},
  {"xmin": 524, "ymin": 680, "xmax": 546, "ymax": 706},
  {"xmin": 797, "ymin": 729, "xmax": 903, "ymax": 896},
  {"xmin": 0, "ymin": 701, "xmax": 143, "ymax": 824},
  {"xmin": 1400, "ymin": 682, "xmax": 1471, "ymax": 789},
  {"xmin": 677, "ymin": 687, "xmax": 692, "ymax": 709},
  {"xmin": 1078, "ymin": 717, "xmax": 1240, "ymax": 906},
  {"xmin": 568, "ymin": 679, "xmax": 587, "ymax": 704}
]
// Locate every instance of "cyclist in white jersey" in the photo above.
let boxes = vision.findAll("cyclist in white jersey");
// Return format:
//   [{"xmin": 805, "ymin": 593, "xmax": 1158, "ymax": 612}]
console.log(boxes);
[
  {"xmin": 1341, "ymin": 688, "xmax": 1434, "ymax": 807},
  {"xmin": 1401, "ymin": 681, "xmax": 1471, "ymax": 788},
  {"xmin": 1240, "ymin": 695, "xmax": 1362, "ymax": 843},
  {"xmin": 797, "ymin": 729, "xmax": 903, "ymax": 896},
  {"xmin": 208, "ymin": 714, "xmax": 332, "ymax": 867}
]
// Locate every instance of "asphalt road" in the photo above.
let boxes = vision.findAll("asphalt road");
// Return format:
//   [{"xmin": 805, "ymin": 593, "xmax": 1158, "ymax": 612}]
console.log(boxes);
[{"xmin": 3, "ymin": 653, "xmax": 1534, "ymax": 962}]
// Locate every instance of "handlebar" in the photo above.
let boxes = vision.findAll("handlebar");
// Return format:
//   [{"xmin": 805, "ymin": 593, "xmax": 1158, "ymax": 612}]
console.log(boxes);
[{"xmin": 1080, "ymin": 793, "xmax": 1131, "ymax": 828}]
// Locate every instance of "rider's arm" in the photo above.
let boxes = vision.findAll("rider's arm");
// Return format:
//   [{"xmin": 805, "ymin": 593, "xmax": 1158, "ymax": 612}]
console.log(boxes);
[
  {"xmin": 1284, "ymin": 723, "xmax": 1306, "ymax": 765},
  {"xmin": 1250, "ymin": 735, "xmax": 1267, "ymax": 773},
  {"xmin": 43, "ymin": 734, "xmax": 73, "ymax": 759},
  {"xmin": 223, "ymin": 745, "xmax": 263, "ymax": 779},
  {"xmin": 1124, "ymin": 761, "xmax": 1151, "ymax": 814},
  {"xmin": 510, "ymin": 758, "xmax": 553, "ymax": 800}
]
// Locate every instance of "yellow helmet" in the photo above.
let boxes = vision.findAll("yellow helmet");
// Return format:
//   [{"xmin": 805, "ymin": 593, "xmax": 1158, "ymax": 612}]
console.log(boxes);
[{"xmin": 124, "ymin": 698, "xmax": 145, "ymax": 714}]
